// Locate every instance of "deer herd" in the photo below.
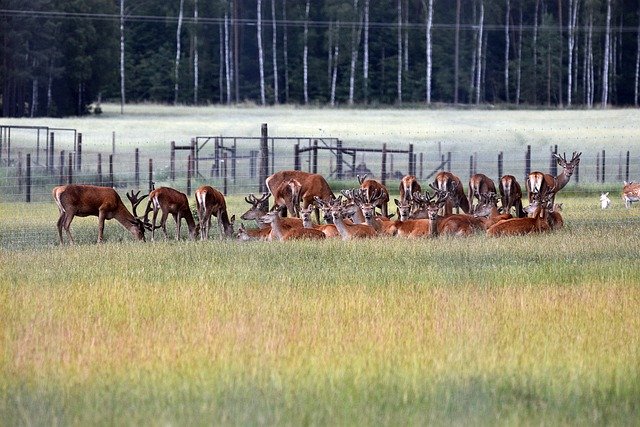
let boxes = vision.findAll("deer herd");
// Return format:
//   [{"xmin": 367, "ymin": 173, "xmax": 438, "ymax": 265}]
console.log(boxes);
[{"xmin": 52, "ymin": 149, "xmax": 640, "ymax": 244}]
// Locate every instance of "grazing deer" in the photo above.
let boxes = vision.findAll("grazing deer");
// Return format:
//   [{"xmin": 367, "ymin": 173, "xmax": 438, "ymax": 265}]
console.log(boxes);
[
  {"xmin": 499, "ymin": 175, "xmax": 527, "ymax": 218},
  {"xmin": 487, "ymin": 187, "xmax": 555, "ymax": 237},
  {"xmin": 358, "ymin": 174, "xmax": 390, "ymax": 217},
  {"xmin": 300, "ymin": 205, "xmax": 340, "ymax": 238},
  {"xmin": 194, "ymin": 185, "xmax": 235, "ymax": 239},
  {"xmin": 261, "ymin": 211, "xmax": 326, "ymax": 241},
  {"xmin": 330, "ymin": 197, "xmax": 377, "ymax": 240},
  {"xmin": 399, "ymin": 175, "xmax": 422, "ymax": 203},
  {"xmin": 52, "ymin": 185, "xmax": 149, "ymax": 244},
  {"xmin": 266, "ymin": 170, "xmax": 334, "ymax": 222},
  {"xmin": 527, "ymin": 151, "xmax": 581, "ymax": 204},
  {"xmin": 600, "ymin": 192, "xmax": 611, "ymax": 209},
  {"xmin": 272, "ymin": 178, "xmax": 303, "ymax": 217},
  {"xmin": 622, "ymin": 181, "xmax": 640, "ymax": 208},
  {"xmin": 433, "ymin": 171, "xmax": 470, "ymax": 214},
  {"xmin": 468, "ymin": 173, "xmax": 497, "ymax": 213},
  {"xmin": 145, "ymin": 187, "xmax": 199, "ymax": 241}
]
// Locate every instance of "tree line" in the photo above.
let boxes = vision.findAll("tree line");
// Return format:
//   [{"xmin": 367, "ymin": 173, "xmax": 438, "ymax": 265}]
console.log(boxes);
[{"xmin": 2, "ymin": 0, "xmax": 639, "ymax": 117}]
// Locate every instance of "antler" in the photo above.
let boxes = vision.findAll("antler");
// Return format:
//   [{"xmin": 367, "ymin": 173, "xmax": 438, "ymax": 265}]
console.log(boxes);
[
  {"xmin": 357, "ymin": 174, "xmax": 368, "ymax": 185},
  {"xmin": 126, "ymin": 190, "xmax": 148, "ymax": 218}
]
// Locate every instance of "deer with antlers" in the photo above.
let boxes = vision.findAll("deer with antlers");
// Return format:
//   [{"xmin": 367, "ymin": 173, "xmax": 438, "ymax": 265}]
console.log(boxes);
[
  {"xmin": 622, "ymin": 181, "xmax": 640, "ymax": 208},
  {"xmin": 395, "ymin": 190, "xmax": 447, "ymax": 238},
  {"xmin": 299, "ymin": 204, "xmax": 340, "ymax": 238},
  {"xmin": 487, "ymin": 186, "xmax": 555, "ymax": 237},
  {"xmin": 353, "ymin": 188, "xmax": 396, "ymax": 235},
  {"xmin": 144, "ymin": 186, "xmax": 199, "ymax": 241},
  {"xmin": 358, "ymin": 174, "xmax": 390, "ymax": 218},
  {"xmin": 265, "ymin": 170, "xmax": 334, "ymax": 222},
  {"xmin": 433, "ymin": 171, "xmax": 470, "ymax": 215},
  {"xmin": 468, "ymin": 173, "xmax": 497, "ymax": 213},
  {"xmin": 194, "ymin": 185, "xmax": 235, "ymax": 240},
  {"xmin": 499, "ymin": 175, "xmax": 527, "ymax": 218},
  {"xmin": 261, "ymin": 210, "xmax": 326, "ymax": 241},
  {"xmin": 329, "ymin": 197, "xmax": 377, "ymax": 240},
  {"xmin": 527, "ymin": 151, "xmax": 581, "ymax": 204},
  {"xmin": 240, "ymin": 193, "xmax": 302, "ymax": 240},
  {"xmin": 437, "ymin": 192, "xmax": 511, "ymax": 237},
  {"xmin": 52, "ymin": 185, "xmax": 150, "ymax": 244}
]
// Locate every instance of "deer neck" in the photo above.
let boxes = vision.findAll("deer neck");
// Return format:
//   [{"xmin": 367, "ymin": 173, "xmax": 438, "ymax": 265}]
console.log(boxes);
[
  {"xmin": 218, "ymin": 209, "xmax": 233, "ymax": 235},
  {"xmin": 554, "ymin": 167, "xmax": 573, "ymax": 191},
  {"xmin": 114, "ymin": 205, "xmax": 142, "ymax": 238},
  {"xmin": 269, "ymin": 216, "xmax": 286, "ymax": 240},
  {"xmin": 332, "ymin": 215, "xmax": 350, "ymax": 238},
  {"xmin": 428, "ymin": 215, "xmax": 440, "ymax": 237}
]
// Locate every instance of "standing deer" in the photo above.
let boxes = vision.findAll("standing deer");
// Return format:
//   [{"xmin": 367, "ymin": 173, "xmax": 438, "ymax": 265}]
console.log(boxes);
[
  {"xmin": 194, "ymin": 185, "xmax": 235, "ymax": 239},
  {"xmin": 52, "ymin": 185, "xmax": 149, "ymax": 244},
  {"xmin": 468, "ymin": 173, "xmax": 497, "ymax": 213},
  {"xmin": 265, "ymin": 170, "xmax": 334, "ymax": 222},
  {"xmin": 622, "ymin": 181, "xmax": 640, "ymax": 208},
  {"xmin": 527, "ymin": 151, "xmax": 581, "ymax": 204},
  {"xmin": 433, "ymin": 171, "xmax": 470, "ymax": 214},
  {"xmin": 499, "ymin": 175, "xmax": 527, "ymax": 217},
  {"xmin": 272, "ymin": 178, "xmax": 303, "ymax": 217},
  {"xmin": 145, "ymin": 187, "xmax": 199, "ymax": 241},
  {"xmin": 399, "ymin": 175, "xmax": 422, "ymax": 203},
  {"xmin": 261, "ymin": 211, "xmax": 326, "ymax": 241},
  {"xmin": 358, "ymin": 174, "xmax": 390, "ymax": 217}
]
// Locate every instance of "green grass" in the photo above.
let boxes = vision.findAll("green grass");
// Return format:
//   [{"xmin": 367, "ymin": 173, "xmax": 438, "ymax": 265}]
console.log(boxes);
[{"xmin": 2, "ymin": 195, "xmax": 640, "ymax": 424}]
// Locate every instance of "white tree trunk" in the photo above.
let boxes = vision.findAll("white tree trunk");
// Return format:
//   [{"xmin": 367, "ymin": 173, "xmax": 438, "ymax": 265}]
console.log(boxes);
[
  {"xmin": 31, "ymin": 74, "xmax": 38, "ymax": 118},
  {"xmin": 635, "ymin": 12, "xmax": 640, "ymax": 106},
  {"xmin": 120, "ymin": 0, "xmax": 125, "ymax": 113},
  {"xmin": 174, "ymin": 0, "xmax": 184, "ymax": 105},
  {"xmin": 532, "ymin": 0, "xmax": 540, "ymax": 103},
  {"xmin": 282, "ymin": 0, "xmax": 289, "ymax": 103},
  {"xmin": 475, "ymin": 0, "xmax": 484, "ymax": 105},
  {"xmin": 219, "ymin": 23, "xmax": 224, "ymax": 103},
  {"xmin": 424, "ymin": 0, "xmax": 433, "ymax": 104},
  {"xmin": 587, "ymin": 12, "xmax": 594, "ymax": 108},
  {"xmin": 224, "ymin": 11, "xmax": 231, "ymax": 104},
  {"xmin": 403, "ymin": 0, "xmax": 409, "ymax": 72},
  {"xmin": 601, "ymin": 0, "xmax": 611, "ymax": 108},
  {"xmin": 567, "ymin": 0, "xmax": 578, "ymax": 106},
  {"xmin": 257, "ymin": 0, "xmax": 266, "ymax": 105},
  {"xmin": 330, "ymin": 25, "xmax": 340, "ymax": 107},
  {"xmin": 303, "ymin": 0, "xmax": 310, "ymax": 105},
  {"xmin": 348, "ymin": 0, "xmax": 361, "ymax": 106},
  {"xmin": 271, "ymin": 0, "xmax": 279, "ymax": 104},
  {"xmin": 515, "ymin": 2, "xmax": 522, "ymax": 104},
  {"xmin": 397, "ymin": 0, "xmax": 402, "ymax": 104},
  {"xmin": 193, "ymin": 0, "xmax": 199, "ymax": 105},
  {"xmin": 363, "ymin": 0, "xmax": 369, "ymax": 102},
  {"xmin": 504, "ymin": 0, "xmax": 510, "ymax": 103}
]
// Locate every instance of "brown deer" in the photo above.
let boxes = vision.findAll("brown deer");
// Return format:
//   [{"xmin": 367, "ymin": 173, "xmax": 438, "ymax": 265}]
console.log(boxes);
[
  {"xmin": 438, "ymin": 193, "xmax": 511, "ymax": 237},
  {"xmin": 265, "ymin": 170, "xmax": 334, "ymax": 222},
  {"xmin": 358, "ymin": 174, "xmax": 390, "ymax": 217},
  {"xmin": 392, "ymin": 190, "xmax": 446, "ymax": 238},
  {"xmin": 487, "ymin": 187, "xmax": 555, "ymax": 237},
  {"xmin": 433, "ymin": 171, "xmax": 470, "ymax": 214},
  {"xmin": 144, "ymin": 187, "xmax": 199, "ymax": 241},
  {"xmin": 353, "ymin": 189, "xmax": 396, "ymax": 235},
  {"xmin": 236, "ymin": 223, "xmax": 270, "ymax": 241},
  {"xmin": 261, "ymin": 211, "xmax": 326, "ymax": 241},
  {"xmin": 468, "ymin": 173, "xmax": 497, "ymax": 213},
  {"xmin": 330, "ymin": 197, "xmax": 377, "ymax": 240},
  {"xmin": 527, "ymin": 151, "xmax": 581, "ymax": 204},
  {"xmin": 194, "ymin": 185, "xmax": 235, "ymax": 239},
  {"xmin": 499, "ymin": 175, "xmax": 527, "ymax": 217},
  {"xmin": 622, "ymin": 181, "xmax": 640, "ymax": 208},
  {"xmin": 241, "ymin": 193, "xmax": 303, "ymax": 229},
  {"xmin": 272, "ymin": 178, "xmax": 303, "ymax": 217},
  {"xmin": 52, "ymin": 185, "xmax": 149, "ymax": 244},
  {"xmin": 399, "ymin": 175, "xmax": 422, "ymax": 203},
  {"xmin": 300, "ymin": 204, "xmax": 340, "ymax": 238}
]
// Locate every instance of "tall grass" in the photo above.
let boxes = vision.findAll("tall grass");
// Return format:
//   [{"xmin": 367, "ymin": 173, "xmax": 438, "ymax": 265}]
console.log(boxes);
[{"xmin": 2, "ymin": 195, "xmax": 640, "ymax": 424}]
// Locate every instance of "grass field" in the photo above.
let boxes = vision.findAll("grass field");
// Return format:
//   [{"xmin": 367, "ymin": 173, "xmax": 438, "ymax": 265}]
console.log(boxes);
[{"xmin": 2, "ymin": 106, "xmax": 640, "ymax": 424}]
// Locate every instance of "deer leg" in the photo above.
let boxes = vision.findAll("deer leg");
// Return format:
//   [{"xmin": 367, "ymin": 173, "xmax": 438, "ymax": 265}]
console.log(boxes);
[
  {"xmin": 175, "ymin": 212, "xmax": 182, "ymax": 240},
  {"xmin": 151, "ymin": 208, "xmax": 159, "ymax": 241},
  {"xmin": 56, "ymin": 212, "xmax": 66, "ymax": 244},
  {"xmin": 97, "ymin": 211, "xmax": 106, "ymax": 244},
  {"xmin": 61, "ymin": 213, "xmax": 76, "ymax": 245}
]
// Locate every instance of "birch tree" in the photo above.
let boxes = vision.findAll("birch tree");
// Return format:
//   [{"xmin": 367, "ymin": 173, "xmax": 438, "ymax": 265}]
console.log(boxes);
[
  {"xmin": 423, "ymin": 0, "xmax": 434, "ymax": 104},
  {"xmin": 303, "ymin": 0, "xmax": 310, "ymax": 105},
  {"xmin": 219, "ymin": 23, "xmax": 224, "ymax": 103},
  {"xmin": 397, "ymin": 0, "xmax": 402, "ymax": 104},
  {"xmin": 515, "ymin": 0, "xmax": 523, "ymax": 104},
  {"xmin": 454, "ymin": 0, "xmax": 461, "ymax": 104},
  {"xmin": 363, "ymin": 0, "xmax": 369, "ymax": 102},
  {"xmin": 282, "ymin": 0, "xmax": 289, "ymax": 103},
  {"xmin": 224, "ymin": 8, "xmax": 231, "ymax": 104},
  {"xmin": 193, "ymin": 0, "xmax": 199, "ymax": 104},
  {"xmin": 348, "ymin": 0, "xmax": 362, "ymax": 105},
  {"xmin": 120, "ymin": 0, "xmax": 125, "ymax": 113},
  {"xmin": 271, "ymin": 0, "xmax": 279, "ymax": 104},
  {"xmin": 330, "ymin": 24, "xmax": 340, "ymax": 107},
  {"xmin": 174, "ymin": 0, "xmax": 184, "ymax": 105},
  {"xmin": 601, "ymin": 0, "xmax": 612, "ymax": 108},
  {"xmin": 635, "ymin": 7, "xmax": 640, "ymax": 106},
  {"xmin": 504, "ymin": 0, "xmax": 510, "ymax": 102},
  {"xmin": 475, "ymin": 0, "xmax": 484, "ymax": 105},
  {"xmin": 257, "ymin": 0, "xmax": 266, "ymax": 105},
  {"xmin": 566, "ymin": 0, "xmax": 579, "ymax": 106}
]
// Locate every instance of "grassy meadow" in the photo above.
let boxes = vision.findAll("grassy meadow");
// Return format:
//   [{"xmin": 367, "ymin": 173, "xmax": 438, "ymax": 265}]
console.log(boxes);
[{"xmin": 2, "ymin": 106, "xmax": 640, "ymax": 424}]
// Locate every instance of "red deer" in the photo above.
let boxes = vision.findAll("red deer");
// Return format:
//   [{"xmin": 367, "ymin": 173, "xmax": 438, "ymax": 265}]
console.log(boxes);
[
  {"xmin": 499, "ymin": 175, "xmax": 527, "ymax": 217},
  {"xmin": 527, "ymin": 151, "xmax": 581, "ymax": 204},
  {"xmin": 241, "ymin": 193, "xmax": 302, "ymax": 229},
  {"xmin": 622, "ymin": 181, "xmax": 640, "ymax": 208},
  {"xmin": 52, "ymin": 185, "xmax": 149, "ymax": 244},
  {"xmin": 393, "ymin": 190, "xmax": 446, "ymax": 238},
  {"xmin": 399, "ymin": 175, "xmax": 422, "ymax": 203},
  {"xmin": 438, "ymin": 193, "xmax": 511, "ymax": 237},
  {"xmin": 300, "ymin": 205, "xmax": 340, "ymax": 238},
  {"xmin": 433, "ymin": 171, "xmax": 470, "ymax": 215},
  {"xmin": 354, "ymin": 189, "xmax": 396, "ymax": 235},
  {"xmin": 487, "ymin": 187, "xmax": 555, "ymax": 237},
  {"xmin": 330, "ymin": 197, "xmax": 377, "ymax": 240},
  {"xmin": 468, "ymin": 173, "xmax": 497, "ymax": 213},
  {"xmin": 358, "ymin": 174, "xmax": 390, "ymax": 217},
  {"xmin": 236, "ymin": 223, "xmax": 270, "ymax": 241},
  {"xmin": 145, "ymin": 187, "xmax": 199, "ymax": 241},
  {"xmin": 272, "ymin": 178, "xmax": 303, "ymax": 217},
  {"xmin": 194, "ymin": 185, "xmax": 235, "ymax": 239},
  {"xmin": 265, "ymin": 170, "xmax": 334, "ymax": 222},
  {"xmin": 261, "ymin": 211, "xmax": 326, "ymax": 241}
]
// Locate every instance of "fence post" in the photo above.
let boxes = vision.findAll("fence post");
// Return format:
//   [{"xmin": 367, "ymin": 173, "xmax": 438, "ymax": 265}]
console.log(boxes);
[
  {"xmin": 447, "ymin": 152, "xmax": 451, "ymax": 171},
  {"xmin": 294, "ymin": 144, "xmax": 300, "ymax": 170},
  {"xmin": 36, "ymin": 129, "xmax": 40, "ymax": 164},
  {"xmin": 135, "ymin": 148, "xmax": 140, "ymax": 188},
  {"xmin": 148, "ymin": 158, "xmax": 154, "ymax": 192},
  {"xmin": 381, "ymin": 143, "xmax": 387, "ymax": 186},
  {"xmin": 191, "ymin": 138, "xmax": 198, "ymax": 177},
  {"xmin": 59, "ymin": 150, "xmax": 65, "ymax": 185},
  {"xmin": 419, "ymin": 152, "xmax": 424, "ymax": 180},
  {"xmin": 596, "ymin": 152, "xmax": 600, "ymax": 183},
  {"xmin": 626, "ymin": 151, "xmax": 630, "ymax": 182},
  {"xmin": 259, "ymin": 123, "xmax": 269, "ymax": 193},
  {"xmin": 336, "ymin": 140, "xmax": 343, "ymax": 179},
  {"xmin": 601, "ymin": 149, "xmax": 606, "ymax": 183},
  {"xmin": 68, "ymin": 152, "xmax": 73, "ymax": 184},
  {"xmin": 312, "ymin": 140, "xmax": 318, "ymax": 174},
  {"xmin": 49, "ymin": 132, "xmax": 55, "ymax": 173},
  {"xmin": 186, "ymin": 154, "xmax": 192, "ymax": 196},
  {"xmin": 408, "ymin": 144, "xmax": 414, "ymax": 176},
  {"xmin": 469, "ymin": 155, "xmax": 474, "ymax": 180},
  {"xmin": 524, "ymin": 145, "xmax": 531, "ymax": 182},
  {"xmin": 112, "ymin": 131, "xmax": 116, "ymax": 154},
  {"xmin": 617, "ymin": 152, "xmax": 623, "ymax": 182},
  {"xmin": 26, "ymin": 153, "xmax": 31, "ymax": 203},
  {"xmin": 498, "ymin": 151, "xmax": 503, "ymax": 179},
  {"xmin": 223, "ymin": 152, "xmax": 228, "ymax": 195},
  {"xmin": 170, "ymin": 141, "xmax": 176, "ymax": 181},
  {"xmin": 109, "ymin": 154, "xmax": 114, "ymax": 188},
  {"xmin": 232, "ymin": 140, "xmax": 237, "ymax": 183},
  {"xmin": 550, "ymin": 145, "xmax": 558, "ymax": 176},
  {"xmin": 97, "ymin": 153, "xmax": 103, "ymax": 186},
  {"xmin": 17, "ymin": 152, "xmax": 23, "ymax": 193},
  {"xmin": 77, "ymin": 133, "xmax": 82, "ymax": 171}
]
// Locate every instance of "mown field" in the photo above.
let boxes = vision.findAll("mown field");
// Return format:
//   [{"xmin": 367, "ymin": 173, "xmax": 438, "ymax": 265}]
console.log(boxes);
[
  {"xmin": 2, "ymin": 106, "xmax": 640, "ymax": 424},
  {"xmin": 1, "ymin": 193, "xmax": 640, "ymax": 424}
]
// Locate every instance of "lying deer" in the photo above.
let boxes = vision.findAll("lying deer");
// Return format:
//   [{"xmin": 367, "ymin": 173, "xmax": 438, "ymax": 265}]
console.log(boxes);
[{"xmin": 261, "ymin": 211, "xmax": 326, "ymax": 241}]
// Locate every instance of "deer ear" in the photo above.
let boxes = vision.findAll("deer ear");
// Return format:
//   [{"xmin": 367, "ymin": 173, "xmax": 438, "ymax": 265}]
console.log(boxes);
[
  {"xmin": 394, "ymin": 198, "xmax": 400, "ymax": 206},
  {"xmin": 230, "ymin": 215, "xmax": 236, "ymax": 222}
]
